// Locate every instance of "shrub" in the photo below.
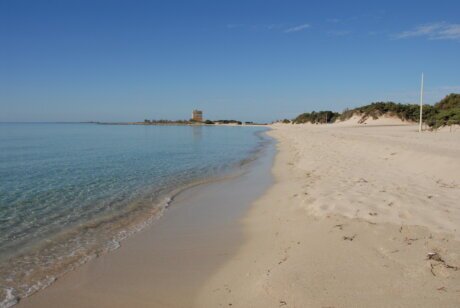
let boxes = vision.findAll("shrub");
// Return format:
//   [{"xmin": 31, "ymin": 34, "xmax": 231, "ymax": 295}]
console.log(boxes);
[
  {"xmin": 293, "ymin": 111, "xmax": 339, "ymax": 124},
  {"xmin": 292, "ymin": 93, "xmax": 460, "ymax": 128},
  {"xmin": 434, "ymin": 93, "xmax": 460, "ymax": 110}
]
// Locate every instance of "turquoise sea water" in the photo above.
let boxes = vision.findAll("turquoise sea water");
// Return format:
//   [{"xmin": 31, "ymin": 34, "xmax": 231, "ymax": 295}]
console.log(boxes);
[{"xmin": 0, "ymin": 123, "xmax": 269, "ymax": 307}]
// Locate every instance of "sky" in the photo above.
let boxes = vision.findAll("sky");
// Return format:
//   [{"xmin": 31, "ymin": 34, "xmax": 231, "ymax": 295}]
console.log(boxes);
[{"xmin": 1, "ymin": 0, "xmax": 460, "ymax": 122}]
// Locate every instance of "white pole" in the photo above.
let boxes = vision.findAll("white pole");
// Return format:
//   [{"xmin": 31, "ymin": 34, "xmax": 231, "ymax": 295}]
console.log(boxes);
[{"xmin": 419, "ymin": 73, "xmax": 424, "ymax": 133}]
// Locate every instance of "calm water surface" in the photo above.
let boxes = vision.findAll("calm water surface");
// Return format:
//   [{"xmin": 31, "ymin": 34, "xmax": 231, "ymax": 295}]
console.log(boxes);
[{"xmin": 0, "ymin": 123, "xmax": 269, "ymax": 307}]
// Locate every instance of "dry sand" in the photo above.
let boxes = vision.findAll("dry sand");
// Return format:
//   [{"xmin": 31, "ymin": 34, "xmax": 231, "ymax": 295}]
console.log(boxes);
[
  {"xmin": 333, "ymin": 114, "xmax": 415, "ymax": 126},
  {"xmin": 196, "ymin": 123, "xmax": 460, "ymax": 307}
]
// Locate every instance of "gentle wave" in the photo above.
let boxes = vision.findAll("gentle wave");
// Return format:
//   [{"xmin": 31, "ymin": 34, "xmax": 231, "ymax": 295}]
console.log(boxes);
[
  {"xmin": 0, "ymin": 170, "xmax": 234, "ymax": 307},
  {"xmin": 0, "ymin": 124, "xmax": 270, "ymax": 307}
]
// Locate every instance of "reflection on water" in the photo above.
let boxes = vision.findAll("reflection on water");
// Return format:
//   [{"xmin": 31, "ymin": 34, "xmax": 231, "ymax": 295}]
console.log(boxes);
[{"xmin": 191, "ymin": 125, "xmax": 203, "ymax": 142}]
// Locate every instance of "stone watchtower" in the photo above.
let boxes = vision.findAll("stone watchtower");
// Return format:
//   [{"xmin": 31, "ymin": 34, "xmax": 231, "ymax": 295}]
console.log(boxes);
[{"xmin": 191, "ymin": 110, "xmax": 203, "ymax": 122}]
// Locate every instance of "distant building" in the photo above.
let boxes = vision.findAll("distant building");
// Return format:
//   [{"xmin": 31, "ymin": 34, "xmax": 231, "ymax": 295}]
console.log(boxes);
[{"xmin": 191, "ymin": 109, "xmax": 203, "ymax": 122}]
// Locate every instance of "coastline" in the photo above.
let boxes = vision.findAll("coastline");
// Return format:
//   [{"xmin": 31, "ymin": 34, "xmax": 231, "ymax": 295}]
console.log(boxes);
[
  {"xmin": 0, "ymin": 124, "xmax": 269, "ymax": 307},
  {"xmin": 12, "ymin": 124, "xmax": 460, "ymax": 307},
  {"xmin": 196, "ymin": 124, "xmax": 460, "ymax": 307},
  {"xmin": 16, "ymin": 132, "xmax": 276, "ymax": 307}
]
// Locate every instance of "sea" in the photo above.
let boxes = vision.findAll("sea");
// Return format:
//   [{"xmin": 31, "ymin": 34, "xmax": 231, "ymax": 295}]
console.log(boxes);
[{"xmin": 0, "ymin": 123, "xmax": 269, "ymax": 307}]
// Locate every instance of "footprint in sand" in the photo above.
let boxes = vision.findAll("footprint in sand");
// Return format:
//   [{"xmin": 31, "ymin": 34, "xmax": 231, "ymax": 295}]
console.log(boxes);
[
  {"xmin": 343, "ymin": 234, "xmax": 356, "ymax": 241},
  {"xmin": 278, "ymin": 256, "xmax": 288, "ymax": 265}
]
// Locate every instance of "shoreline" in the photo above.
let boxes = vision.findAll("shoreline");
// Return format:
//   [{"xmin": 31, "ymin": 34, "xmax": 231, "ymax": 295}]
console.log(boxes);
[
  {"xmin": 196, "ymin": 124, "xmax": 460, "ymax": 307},
  {"xmin": 1, "ymin": 125, "xmax": 270, "ymax": 307},
  {"xmin": 16, "ymin": 132, "xmax": 276, "ymax": 307},
  {"xmin": 1, "ymin": 156, "xmax": 258, "ymax": 308},
  {"xmin": 11, "ymin": 124, "xmax": 460, "ymax": 307}
]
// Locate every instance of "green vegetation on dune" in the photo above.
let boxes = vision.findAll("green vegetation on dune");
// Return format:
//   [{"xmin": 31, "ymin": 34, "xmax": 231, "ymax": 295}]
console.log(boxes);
[
  {"xmin": 293, "ymin": 111, "xmax": 340, "ymax": 124},
  {"xmin": 291, "ymin": 93, "xmax": 460, "ymax": 128},
  {"xmin": 428, "ymin": 94, "xmax": 460, "ymax": 128},
  {"xmin": 435, "ymin": 93, "xmax": 460, "ymax": 110},
  {"xmin": 339, "ymin": 102, "xmax": 436, "ymax": 123},
  {"xmin": 428, "ymin": 108, "xmax": 460, "ymax": 127}
]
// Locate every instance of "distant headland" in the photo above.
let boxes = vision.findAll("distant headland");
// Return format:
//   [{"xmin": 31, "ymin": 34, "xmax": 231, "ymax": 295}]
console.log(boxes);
[{"xmin": 89, "ymin": 109, "xmax": 268, "ymax": 126}]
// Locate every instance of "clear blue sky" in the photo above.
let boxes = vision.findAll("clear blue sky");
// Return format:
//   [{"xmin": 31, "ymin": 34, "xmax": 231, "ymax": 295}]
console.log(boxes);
[{"xmin": 1, "ymin": 0, "xmax": 459, "ymax": 122}]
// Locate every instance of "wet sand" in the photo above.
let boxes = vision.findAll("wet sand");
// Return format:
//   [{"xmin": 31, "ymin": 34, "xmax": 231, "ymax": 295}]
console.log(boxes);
[{"xmin": 18, "ymin": 138, "xmax": 275, "ymax": 307}]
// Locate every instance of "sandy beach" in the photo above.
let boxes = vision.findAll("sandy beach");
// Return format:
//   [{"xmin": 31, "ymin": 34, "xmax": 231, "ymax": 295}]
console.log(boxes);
[
  {"xmin": 15, "ymin": 123, "xmax": 460, "ymax": 307},
  {"xmin": 197, "ymin": 123, "xmax": 460, "ymax": 307}
]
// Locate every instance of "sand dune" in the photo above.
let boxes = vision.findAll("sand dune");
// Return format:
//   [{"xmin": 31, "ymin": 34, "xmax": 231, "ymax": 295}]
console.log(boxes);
[
  {"xmin": 334, "ymin": 114, "xmax": 414, "ymax": 126},
  {"xmin": 197, "ymin": 124, "xmax": 460, "ymax": 307}
]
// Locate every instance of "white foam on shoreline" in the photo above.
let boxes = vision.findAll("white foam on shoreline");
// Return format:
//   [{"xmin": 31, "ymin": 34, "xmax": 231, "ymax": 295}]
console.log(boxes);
[
  {"xmin": 0, "ymin": 130, "xmax": 272, "ymax": 307},
  {"xmin": 1, "ymin": 167, "xmax": 263, "ymax": 307},
  {"xmin": 0, "ymin": 193, "xmax": 176, "ymax": 307},
  {"xmin": 0, "ymin": 288, "xmax": 18, "ymax": 308}
]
